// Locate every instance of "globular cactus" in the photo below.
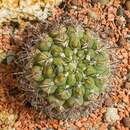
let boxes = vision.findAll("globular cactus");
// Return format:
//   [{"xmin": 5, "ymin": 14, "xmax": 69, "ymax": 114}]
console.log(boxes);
[{"xmin": 16, "ymin": 19, "xmax": 111, "ymax": 120}]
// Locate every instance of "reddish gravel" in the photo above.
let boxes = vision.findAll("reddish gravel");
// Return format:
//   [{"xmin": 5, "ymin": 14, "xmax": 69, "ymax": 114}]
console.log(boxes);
[{"xmin": 0, "ymin": 0, "xmax": 130, "ymax": 130}]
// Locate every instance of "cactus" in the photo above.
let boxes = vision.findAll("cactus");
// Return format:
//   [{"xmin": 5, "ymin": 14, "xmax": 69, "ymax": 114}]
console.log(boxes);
[{"xmin": 16, "ymin": 19, "xmax": 111, "ymax": 120}]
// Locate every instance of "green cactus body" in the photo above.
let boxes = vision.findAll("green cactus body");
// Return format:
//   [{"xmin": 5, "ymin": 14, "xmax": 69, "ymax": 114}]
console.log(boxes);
[{"xmin": 17, "ymin": 21, "xmax": 111, "ymax": 120}]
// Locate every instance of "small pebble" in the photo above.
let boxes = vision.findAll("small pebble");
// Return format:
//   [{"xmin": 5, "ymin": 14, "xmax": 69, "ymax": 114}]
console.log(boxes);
[
  {"xmin": 125, "ymin": 0, "xmax": 130, "ymax": 11},
  {"xmin": 71, "ymin": 0, "xmax": 82, "ymax": 6},
  {"xmin": 105, "ymin": 107, "xmax": 119, "ymax": 124},
  {"xmin": 75, "ymin": 121, "xmax": 82, "ymax": 128},
  {"xmin": 6, "ymin": 51, "xmax": 16, "ymax": 64},
  {"xmin": 80, "ymin": 127, "xmax": 86, "ymax": 130},
  {"xmin": 104, "ymin": 97, "xmax": 113, "ymax": 107},
  {"xmin": 117, "ymin": 37, "xmax": 125, "ymax": 47},
  {"xmin": 125, "ymin": 82, "xmax": 130, "ymax": 89},
  {"xmin": 71, "ymin": 0, "xmax": 77, "ymax": 5},
  {"xmin": 99, "ymin": 0, "xmax": 110, "ymax": 6},
  {"xmin": 67, "ymin": 124, "xmax": 78, "ymax": 130},
  {"xmin": 88, "ymin": 10, "xmax": 97, "ymax": 19},
  {"xmin": 122, "ymin": 117, "xmax": 130, "ymax": 128}
]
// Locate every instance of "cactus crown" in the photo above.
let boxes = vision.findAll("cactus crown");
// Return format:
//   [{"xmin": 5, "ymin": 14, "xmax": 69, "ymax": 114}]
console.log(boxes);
[{"xmin": 16, "ymin": 19, "xmax": 111, "ymax": 120}]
